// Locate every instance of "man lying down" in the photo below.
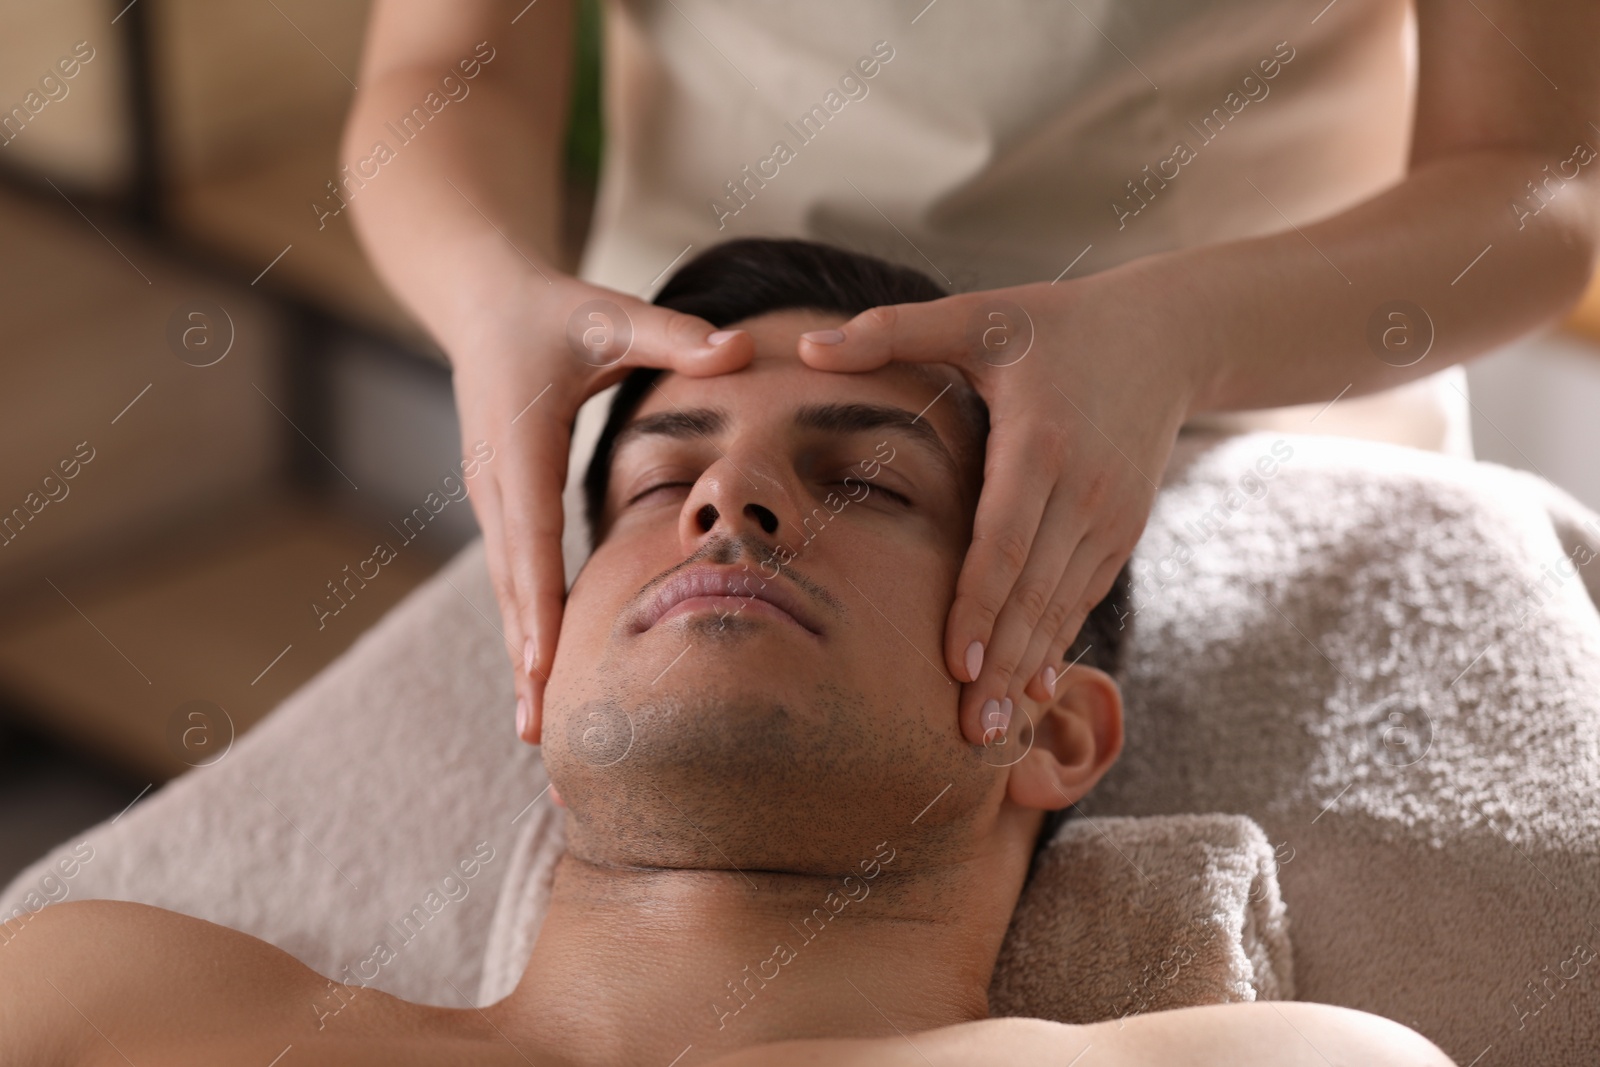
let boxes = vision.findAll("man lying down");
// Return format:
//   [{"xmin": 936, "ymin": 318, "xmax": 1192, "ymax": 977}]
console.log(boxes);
[{"xmin": 0, "ymin": 239, "xmax": 1454, "ymax": 1066}]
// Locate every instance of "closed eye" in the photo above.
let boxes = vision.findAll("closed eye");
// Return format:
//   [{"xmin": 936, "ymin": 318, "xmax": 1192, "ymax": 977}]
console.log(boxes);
[
  {"xmin": 630, "ymin": 479, "xmax": 915, "ymax": 508},
  {"xmin": 625, "ymin": 482, "xmax": 693, "ymax": 507},
  {"xmin": 859, "ymin": 482, "xmax": 911, "ymax": 506}
]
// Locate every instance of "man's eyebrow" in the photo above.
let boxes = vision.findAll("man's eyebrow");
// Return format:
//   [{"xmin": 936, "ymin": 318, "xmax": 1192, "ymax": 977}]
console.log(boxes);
[
  {"xmin": 612, "ymin": 408, "xmax": 726, "ymax": 456},
  {"xmin": 612, "ymin": 402, "xmax": 961, "ymax": 482},
  {"xmin": 792, "ymin": 402, "xmax": 960, "ymax": 482}
]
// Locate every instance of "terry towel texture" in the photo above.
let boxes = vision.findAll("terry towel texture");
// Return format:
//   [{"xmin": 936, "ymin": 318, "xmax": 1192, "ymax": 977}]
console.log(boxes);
[
  {"xmin": 989, "ymin": 814, "xmax": 1294, "ymax": 1022},
  {"xmin": 474, "ymin": 807, "xmax": 1292, "ymax": 1017},
  {"xmin": 4, "ymin": 430, "xmax": 1598, "ymax": 1064},
  {"xmin": 1089, "ymin": 431, "xmax": 1600, "ymax": 1064}
]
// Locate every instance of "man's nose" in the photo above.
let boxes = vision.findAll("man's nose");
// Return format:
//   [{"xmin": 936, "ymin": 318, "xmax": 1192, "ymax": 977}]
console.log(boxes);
[{"xmin": 679, "ymin": 460, "xmax": 792, "ymax": 551}]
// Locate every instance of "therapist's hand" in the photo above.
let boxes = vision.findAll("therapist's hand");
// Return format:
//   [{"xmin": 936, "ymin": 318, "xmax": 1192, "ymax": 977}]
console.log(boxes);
[
  {"xmin": 797, "ymin": 274, "xmax": 1202, "ymax": 746},
  {"xmin": 449, "ymin": 275, "xmax": 753, "ymax": 745}
]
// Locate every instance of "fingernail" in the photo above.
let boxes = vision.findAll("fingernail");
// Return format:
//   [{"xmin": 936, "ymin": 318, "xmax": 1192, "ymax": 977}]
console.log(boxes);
[
  {"xmin": 801, "ymin": 329, "xmax": 845, "ymax": 345},
  {"xmin": 707, "ymin": 329, "xmax": 742, "ymax": 345},
  {"xmin": 983, "ymin": 698, "xmax": 1014, "ymax": 746},
  {"xmin": 523, "ymin": 638, "xmax": 534, "ymax": 676},
  {"xmin": 516, "ymin": 697, "xmax": 528, "ymax": 738},
  {"xmin": 965, "ymin": 640, "xmax": 984, "ymax": 682},
  {"xmin": 1041, "ymin": 665, "xmax": 1057, "ymax": 696}
]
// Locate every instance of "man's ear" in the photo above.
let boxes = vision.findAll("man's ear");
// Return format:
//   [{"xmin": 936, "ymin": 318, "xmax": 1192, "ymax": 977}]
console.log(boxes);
[{"xmin": 1007, "ymin": 664, "xmax": 1124, "ymax": 813}]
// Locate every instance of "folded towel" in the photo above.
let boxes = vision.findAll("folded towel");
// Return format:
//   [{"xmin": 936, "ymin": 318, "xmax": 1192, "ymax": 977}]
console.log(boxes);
[
  {"xmin": 475, "ymin": 808, "xmax": 1293, "ymax": 1018},
  {"xmin": 989, "ymin": 813, "xmax": 1293, "ymax": 1022}
]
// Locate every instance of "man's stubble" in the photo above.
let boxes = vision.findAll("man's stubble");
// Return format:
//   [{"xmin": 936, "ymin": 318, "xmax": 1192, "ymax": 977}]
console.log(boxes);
[{"xmin": 543, "ymin": 611, "xmax": 994, "ymax": 878}]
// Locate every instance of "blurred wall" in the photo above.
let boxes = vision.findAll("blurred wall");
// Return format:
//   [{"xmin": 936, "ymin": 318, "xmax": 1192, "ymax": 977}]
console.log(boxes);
[
  {"xmin": 155, "ymin": 0, "xmax": 367, "ymax": 184},
  {"xmin": 1466, "ymin": 328, "xmax": 1600, "ymax": 515},
  {"xmin": 0, "ymin": 0, "xmax": 131, "ymax": 191}
]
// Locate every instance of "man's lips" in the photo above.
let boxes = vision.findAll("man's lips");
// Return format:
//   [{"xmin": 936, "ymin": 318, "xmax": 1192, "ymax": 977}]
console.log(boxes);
[{"xmin": 632, "ymin": 564, "xmax": 825, "ymax": 636}]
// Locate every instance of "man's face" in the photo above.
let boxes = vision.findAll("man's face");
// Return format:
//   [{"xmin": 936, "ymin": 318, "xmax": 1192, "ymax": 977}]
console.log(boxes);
[{"xmin": 542, "ymin": 308, "xmax": 1006, "ymax": 874}]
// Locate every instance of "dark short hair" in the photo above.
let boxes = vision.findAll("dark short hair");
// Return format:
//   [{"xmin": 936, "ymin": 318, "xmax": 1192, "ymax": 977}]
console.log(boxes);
[{"xmin": 578, "ymin": 237, "xmax": 1133, "ymax": 868}]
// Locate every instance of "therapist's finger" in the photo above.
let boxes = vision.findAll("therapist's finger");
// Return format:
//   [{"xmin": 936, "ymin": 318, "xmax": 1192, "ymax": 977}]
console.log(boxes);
[
  {"xmin": 947, "ymin": 425, "xmax": 1062, "ymax": 675},
  {"xmin": 958, "ymin": 487, "xmax": 1082, "ymax": 744},
  {"xmin": 796, "ymin": 293, "xmax": 992, "ymax": 372},
  {"xmin": 498, "ymin": 407, "xmax": 571, "ymax": 747},
  {"xmin": 1032, "ymin": 551, "xmax": 1129, "ymax": 699},
  {"xmin": 600, "ymin": 301, "xmax": 756, "ymax": 378},
  {"xmin": 950, "ymin": 435, "xmax": 1060, "ymax": 742},
  {"xmin": 1015, "ymin": 535, "xmax": 1123, "ymax": 706},
  {"xmin": 466, "ymin": 466, "xmax": 531, "ymax": 732}
]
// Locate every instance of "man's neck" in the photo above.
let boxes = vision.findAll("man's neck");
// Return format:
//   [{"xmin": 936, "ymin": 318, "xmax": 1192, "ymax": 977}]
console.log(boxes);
[{"xmin": 487, "ymin": 840, "xmax": 1020, "ymax": 1067}]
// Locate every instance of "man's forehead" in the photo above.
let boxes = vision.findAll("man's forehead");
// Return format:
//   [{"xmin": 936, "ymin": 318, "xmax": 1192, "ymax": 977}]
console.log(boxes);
[{"xmin": 639, "ymin": 356, "xmax": 970, "ymax": 425}]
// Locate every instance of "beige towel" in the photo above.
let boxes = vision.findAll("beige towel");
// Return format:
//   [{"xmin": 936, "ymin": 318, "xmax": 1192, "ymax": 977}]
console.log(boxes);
[
  {"xmin": 1087, "ymin": 430, "xmax": 1600, "ymax": 1064},
  {"xmin": 989, "ymin": 813, "xmax": 1293, "ymax": 1022},
  {"xmin": 474, "ymin": 807, "xmax": 1293, "ymax": 1018}
]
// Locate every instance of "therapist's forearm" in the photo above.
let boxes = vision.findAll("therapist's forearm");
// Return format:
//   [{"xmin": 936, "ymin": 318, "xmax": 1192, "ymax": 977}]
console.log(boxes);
[
  {"xmin": 341, "ymin": 14, "xmax": 572, "ymax": 356},
  {"xmin": 1114, "ymin": 149, "xmax": 1600, "ymax": 417}
]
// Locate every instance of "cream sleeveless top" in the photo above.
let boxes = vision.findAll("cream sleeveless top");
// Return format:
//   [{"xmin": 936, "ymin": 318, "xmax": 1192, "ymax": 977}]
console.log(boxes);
[{"xmin": 563, "ymin": 0, "xmax": 1473, "ymax": 576}]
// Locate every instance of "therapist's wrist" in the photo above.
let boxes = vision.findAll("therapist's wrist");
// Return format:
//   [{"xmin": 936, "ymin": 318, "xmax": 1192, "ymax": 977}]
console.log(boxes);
[
  {"xmin": 431, "ymin": 243, "xmax": 573, "ymax": 368},
  {"xmin": 1076, "ymin": 251, "xmax": 1223, "ymax": 422},
  {"xmin": 1179, "ymin": 333, "xmax": 1229, "ymax": 420},
  {"xmin": 1134, "ymin": 251, "xmax": 1227, "ymax": 421}
]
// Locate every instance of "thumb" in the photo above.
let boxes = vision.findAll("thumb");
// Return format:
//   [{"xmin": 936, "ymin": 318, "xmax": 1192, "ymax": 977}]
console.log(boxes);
[
  {"xmin": 574, "ymin": 298, "xmax": 754, "ymax": 377},
  {"xmin": 796, "ymin": 293, "xmax": 1003, "ymax": 371}
]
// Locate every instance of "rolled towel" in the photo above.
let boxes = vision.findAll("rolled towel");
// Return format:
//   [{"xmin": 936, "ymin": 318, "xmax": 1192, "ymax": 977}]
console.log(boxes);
[
  {"xmin": 988, "ymin": 812, "xmax": 1293, "ymax": 1023},
  {"xmin": 476, "ymin": 807, "xmax": 1293, "ymax": 1021}
]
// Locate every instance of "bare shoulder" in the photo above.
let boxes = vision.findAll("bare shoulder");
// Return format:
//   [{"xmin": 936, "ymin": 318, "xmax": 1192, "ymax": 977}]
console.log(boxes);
[
  {"xmin": 702, "ymin": 1016, "xmax": 1090, "ymax": 1066},
  {"xmin": 0, "ymin": 898, "xmax": 491, "ymax": 1067},
  {"xmin": 1080, "ymin": 1001, "xmax": 1459, "ymax": 1066},
  {"xmin": 1, "ymin": 899, "xmax": 331, "ymax": 1065},
  {"xmin": 705, "ymin": 1002, "xmax": 1457, "ymax": 1067}
]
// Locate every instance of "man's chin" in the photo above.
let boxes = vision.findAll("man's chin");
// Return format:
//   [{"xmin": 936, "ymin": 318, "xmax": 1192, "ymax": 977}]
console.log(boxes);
[
  {"xmin": 540, "ymin": 647, "xmax": 992, "ymax": 872},
  {"xmin": 543, "ymin": 680, "xmax": 872, "ymax": 868},
  {"xmin": 553, "ymin": 681, "xmax": 810, "ymax": 766}
]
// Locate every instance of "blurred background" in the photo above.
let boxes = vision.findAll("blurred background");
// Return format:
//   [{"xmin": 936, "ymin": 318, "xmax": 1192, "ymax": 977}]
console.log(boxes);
[
  {"xmin": 1, "ymin": 0, "xmax": 1597, "ymax": 889},
  {"xmin": 0, "ymin": 0, "xmax": 603, "ymax": 886}
]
